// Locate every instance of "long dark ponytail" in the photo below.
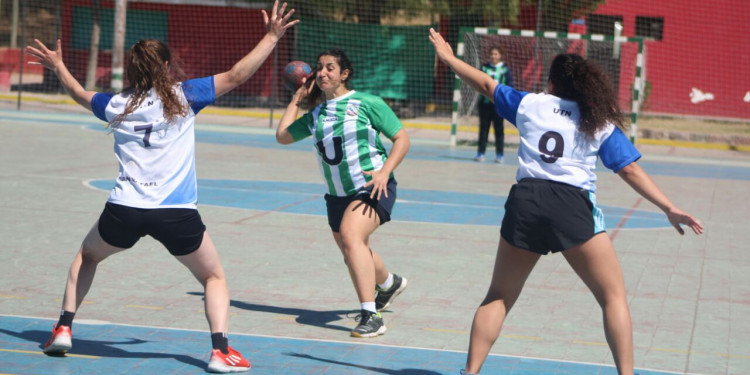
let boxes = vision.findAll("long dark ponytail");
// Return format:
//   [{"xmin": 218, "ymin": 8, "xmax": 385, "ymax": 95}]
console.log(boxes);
[
  {"xmin": 113, "ymin": 39, "xmax": 187, "ymax": 126},
  {"xmin": 303, "ymin": 48, "xmax": 354, "ymax": 109},
  {"xmin": 548, "ymin": 54, "xmax": 623, "ymax": 137}
]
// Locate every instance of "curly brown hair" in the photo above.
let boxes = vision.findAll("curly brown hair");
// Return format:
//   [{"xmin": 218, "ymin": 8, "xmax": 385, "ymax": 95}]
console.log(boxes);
[
  {"xmin": 548, "ymin": 54, "xmax": 624, "ymax": 138},
  {"xmin": 112, "ymin": 39, "xmax": 187, "ymax": 126}
]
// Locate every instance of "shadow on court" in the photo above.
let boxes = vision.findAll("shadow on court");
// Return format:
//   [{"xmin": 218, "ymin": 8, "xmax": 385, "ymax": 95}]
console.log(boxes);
[
  {"xmin": 188, "ymin": 292, "xmax": 354, "ymax": 333},
  {"xmin": 0, "ymin": 327, "xmax": 207, "ymax": 370},
  {"xmin": 285, "ymin": 352, "xmax": 443, "ymax": 375}
]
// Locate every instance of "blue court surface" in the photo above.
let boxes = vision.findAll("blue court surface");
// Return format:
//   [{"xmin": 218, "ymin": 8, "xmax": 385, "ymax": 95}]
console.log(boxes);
[
  {"xmin": 0, "ymin": 315, "xmax": 682, "ymax": 375},
  {"xmin": 87, "ymin": 179, "xmax": 671, "ymax": 229},
  {"xmin": 2, "ymin": 106, "xmax": 750, "ymax": 375}
]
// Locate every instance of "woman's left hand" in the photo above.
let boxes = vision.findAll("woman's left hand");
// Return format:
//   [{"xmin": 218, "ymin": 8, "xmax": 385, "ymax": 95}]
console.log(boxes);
[{"xmin": 362, "ymin": 169, "xmax": 389, "ymax": 200}]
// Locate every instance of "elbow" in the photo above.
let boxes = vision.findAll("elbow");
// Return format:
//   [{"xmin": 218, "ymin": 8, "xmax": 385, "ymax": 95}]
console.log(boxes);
[
  {"xmin": 226, "ymin": 69, "xmax": 245, "ymax": 87},
  {"xmin": 276, "ymin": 134, "xmax": 293, "ymax": 145},
  {"xmin": 392, "ymin": 130, "xmax": 411, "ymax": 151},
  {"xmin": 483, "ymin": 81, "xmax": 497, "ymax": 100},
  {"xmin": 616, "ymin": 162, "xmax": 639, "ymax": 178}
]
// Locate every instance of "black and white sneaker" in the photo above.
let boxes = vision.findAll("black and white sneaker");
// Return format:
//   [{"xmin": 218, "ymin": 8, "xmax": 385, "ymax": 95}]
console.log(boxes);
[
  {"xmin": 350, "ymin": 310, "xmax": 386, "ymax": 338},
  {"xmin": 375, "ymin": 274, "xmax": 408, "ymax": 311}
]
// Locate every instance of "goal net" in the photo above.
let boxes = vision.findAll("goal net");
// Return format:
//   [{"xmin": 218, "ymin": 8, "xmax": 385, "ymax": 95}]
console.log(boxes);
[{"xmin": 452, "ymin": 27, "xmax": 646, "ymax": 145}]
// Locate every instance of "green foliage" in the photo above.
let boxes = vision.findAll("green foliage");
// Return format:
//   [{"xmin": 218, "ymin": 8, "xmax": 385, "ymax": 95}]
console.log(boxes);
[
  {"xmin": 293, "ymin": 0, "xmax": 607, "ymax": 29},
  {"xmin": 443, "ymin": 0, "xmax": 525, "ymax": 27},
  {"xmin": 538, "ymin": 0, "xmax": 606, "ymax": 31},
  {"xmin": 295, "ymin": 0, "xmax": 434, "ymax": 24}
]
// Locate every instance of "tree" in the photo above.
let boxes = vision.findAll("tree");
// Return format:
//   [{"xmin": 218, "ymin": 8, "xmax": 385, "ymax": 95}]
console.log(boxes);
[
  {"xmin": 290, "ymin": 0, "xmax": 605, "ymax": 28},
  {"xmin": 295, "ymin": 0, "xmax": 435, "ymax": 24},
  {"xmin": 84, "ymin": 0, "xmax": 101, "ymax": 90},
  {"xmin": 537, "ymin": 0, "xmax": 606, "ymax": 31}
]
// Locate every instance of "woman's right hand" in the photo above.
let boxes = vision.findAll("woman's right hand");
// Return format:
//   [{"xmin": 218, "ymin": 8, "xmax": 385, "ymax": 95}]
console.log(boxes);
[
  {"xmin": 25, "ymin": 39, "xmax": 64, "ymax": 71},
  {"xmin": 428, "ymin": 28, "xmax": 455, "ymax": 64},
  {"xmin": 292, "ymin": 77, "xmax": 313, "ymax": 104}
]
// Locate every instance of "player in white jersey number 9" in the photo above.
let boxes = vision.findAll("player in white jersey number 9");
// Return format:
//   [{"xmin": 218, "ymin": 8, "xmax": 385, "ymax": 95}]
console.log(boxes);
[
  {"xmin": 276, "ymin": 48, "xmax": 411, "ymax": 338},
  {"xmin": 429, "ymin": 27, "xmax": 703, "ymax": 375},
  {"xmin": 25, "ymin": 1, "xmax": 298, "ymax": 372}
]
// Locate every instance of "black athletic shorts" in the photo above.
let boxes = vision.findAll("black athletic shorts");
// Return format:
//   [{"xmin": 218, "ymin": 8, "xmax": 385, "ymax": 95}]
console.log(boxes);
[
  {"xmin": 325, "ymin": 178, "xmax": 397, "ymax": 233},
  {"xmin": 97, "ymin": 202, "xmax": 206, "ymax": 256},
  {"xmin": 500, "ymin": 178, "xmax": 606, "ymax": 255}
]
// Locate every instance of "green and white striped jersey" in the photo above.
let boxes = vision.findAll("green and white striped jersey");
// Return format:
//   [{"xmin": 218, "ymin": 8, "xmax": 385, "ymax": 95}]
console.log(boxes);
[
  {"xmin": 480, "ymin": 62, "xmax": 512, "ymax": 104},
  {"xmin": 287, "ymin": 90, "xmax": 403, "ymax": 196}
]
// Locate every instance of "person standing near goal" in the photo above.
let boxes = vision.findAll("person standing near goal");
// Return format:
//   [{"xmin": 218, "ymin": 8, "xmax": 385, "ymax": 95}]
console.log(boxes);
[
  {"xmin": 276, "ymin": 48, "xmax": 410, "ymax": 338},
  {"xmin": 429, "ymin": 28, "xmax": 704, "ymax": 375},
  {"xmin": 475, "ymin": 45, "xmax": 513, "ymax": 163},
  {"xmin": 25, "ymin": 2, "xmax": 298, "ymax": 372}
]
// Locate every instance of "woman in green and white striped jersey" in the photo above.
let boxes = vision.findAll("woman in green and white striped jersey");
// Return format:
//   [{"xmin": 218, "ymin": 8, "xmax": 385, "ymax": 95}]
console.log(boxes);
[{"xmin": 276, "ymin": 49, "xmax": 410, "ymax": 338}]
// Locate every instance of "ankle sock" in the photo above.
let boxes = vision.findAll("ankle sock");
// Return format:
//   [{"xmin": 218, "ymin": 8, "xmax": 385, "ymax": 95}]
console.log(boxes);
[
  {"xmin": 361, "ymin": 302, "xmax": 377, "ymax": 313},
  {"xmin": 57, "ymin": 310, "xmax": 75, "ymax": 328},
  {"xmin": 378, "ymin": 273, "xmax": 394, "ymax": 290},
  {"xmin": 211, "ymin": 332, "xmax": 228, "ymax": 354}
]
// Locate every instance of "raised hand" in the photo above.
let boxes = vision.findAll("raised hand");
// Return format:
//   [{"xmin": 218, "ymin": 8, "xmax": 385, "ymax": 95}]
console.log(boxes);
[
  {"xmin": 428, "ymin": 28, "xmax": 455, "ymax": 64},
  {"xmin": 262, "ymin": 1, "xmax": 299, "ymax": 40},
  {"xmin": 25, "ymin": 38, "xmax": 94, "ymax": 110},
  {"xmin": 25, "ymin": 39, "xmax": 63, "ymax": 71},
  {"xmin": 291, "ymin": 76, "xmax": 314, "ymax": 103}
]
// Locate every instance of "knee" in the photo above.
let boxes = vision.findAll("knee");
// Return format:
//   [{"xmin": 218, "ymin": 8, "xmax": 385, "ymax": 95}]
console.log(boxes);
[
  {"xmin": 481, "ymin": 289, "xmax": 504, "ymax": 305},
  {"xmin": 338, "ymin": 231, "xmax": 364, "ymax": 254},
  {"xmin": 204, "ymin": 274, "xmax": 226, "ymax": 286},
  {"xmin": 194, "ymin": 270, "xmax": 226, "ymax": 289},
  {"xmin": 595, "ymin": 289, "xmax": 628, "ymax": 308},
  {"xmin": 481, "ymin": 286, "xmax": 519, "ymax": 309},
  {"xmin": 80, "ymin": 246, "xmax": 105, "ymax": 265}
]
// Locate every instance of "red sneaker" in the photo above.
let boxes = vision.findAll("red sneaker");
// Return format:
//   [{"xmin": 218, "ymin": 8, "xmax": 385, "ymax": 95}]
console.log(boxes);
[
  {"xmin": 43, "ymin": 324, "xmax": 72, "ymax": 355},
  {"xmin": 207, "ymin": 346, "xmax": 251, "ymax": 373}
]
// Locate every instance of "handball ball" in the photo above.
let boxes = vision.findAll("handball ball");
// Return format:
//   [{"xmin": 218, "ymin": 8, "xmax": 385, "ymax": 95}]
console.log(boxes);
[{"xmin": 283, "ymin": 61, "xmax": 313, "ymax": 90}]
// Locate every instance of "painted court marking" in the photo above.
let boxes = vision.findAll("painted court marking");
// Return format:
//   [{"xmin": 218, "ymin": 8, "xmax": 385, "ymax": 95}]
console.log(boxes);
[
  {"xmin": 3, "ymin": 108, "xmax": 745, "ymax": 374},
  {"xmin": 87, "ymin": 179, "xmax": 672, "ymax": 230},
  {"xmin": 0, "ymin": 315, "xmax": 689, "ymax": 375}
]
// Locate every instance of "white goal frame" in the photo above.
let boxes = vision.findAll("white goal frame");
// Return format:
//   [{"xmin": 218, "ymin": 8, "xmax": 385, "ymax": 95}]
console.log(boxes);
[{"xmin": 451, "ymin": 27, "xmax": 646, "ymax": 146}]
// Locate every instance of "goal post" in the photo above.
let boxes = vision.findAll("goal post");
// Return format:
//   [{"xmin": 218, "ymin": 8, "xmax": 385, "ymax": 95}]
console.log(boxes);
[{"xmin": 451, "ymin": 27, "xmax": 646, "ymax": 146}]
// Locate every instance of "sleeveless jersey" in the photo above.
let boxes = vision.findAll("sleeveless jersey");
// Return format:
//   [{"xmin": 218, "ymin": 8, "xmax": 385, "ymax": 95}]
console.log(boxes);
[
  {"xmin": 90, "ymin": 77, "xmax": 215, "ymax": 208},
  {"xmin": 286, "ymin": 90, "xmax": 403, "ymax": 196},
  {"xmin": 492, "ymin": 84, "xmax": 640, "ymax": 192}
]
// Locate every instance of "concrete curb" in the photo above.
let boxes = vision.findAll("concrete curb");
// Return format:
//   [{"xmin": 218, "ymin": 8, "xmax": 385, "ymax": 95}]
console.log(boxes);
[{"xmin": 2, "ymin": 92, "xmax": 748, "ymax": 152}]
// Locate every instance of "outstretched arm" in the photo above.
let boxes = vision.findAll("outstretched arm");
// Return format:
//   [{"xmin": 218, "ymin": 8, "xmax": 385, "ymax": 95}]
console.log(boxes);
[
  {"xmin": 25, "ymin": 39, "xmax": 96, "ymax": 111},
  {"xmin": 214, "ymin": 0, "xmax": 299, "ymax": 98},
  {"xmin": 428, "ymin": 28, "xmax": 497, "ymax": 101},
  {"xmin": 617, "ymin": 162, "xmax": 704, "ymax": 235}
]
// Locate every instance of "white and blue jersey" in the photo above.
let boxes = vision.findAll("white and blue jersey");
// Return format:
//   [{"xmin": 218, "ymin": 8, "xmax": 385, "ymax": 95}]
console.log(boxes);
[
  {"xmin": 90, "ymin": 77, "xmax": 215, "ymax": 209},
  {"xmin": 493, "ymin": 84, "xmax": 640, "ymax": 192}
]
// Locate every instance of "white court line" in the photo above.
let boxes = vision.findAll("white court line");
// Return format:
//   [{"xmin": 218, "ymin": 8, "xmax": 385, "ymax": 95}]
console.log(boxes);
[{"xmin": 0, "ymin": 313, "xmax": 704, "ymax": 375}]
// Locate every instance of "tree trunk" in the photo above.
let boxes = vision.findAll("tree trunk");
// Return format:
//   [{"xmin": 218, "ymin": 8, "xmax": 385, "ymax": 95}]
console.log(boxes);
[
  {"xmin": 84, "ymin": 0, "xmax": 100, "ymax": 90},
  {"xmin": 356, "ymin": 1, "xmax": 381, "ymax": 24}
]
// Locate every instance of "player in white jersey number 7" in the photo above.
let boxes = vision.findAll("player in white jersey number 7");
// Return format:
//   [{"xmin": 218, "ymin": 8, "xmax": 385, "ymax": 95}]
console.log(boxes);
[
  {"xmin": 24, "ymin": 1, "xmax": 298, "ymax": 372},
  {"xmin": 428, "ymin": 28, "xmax": 704, "ymax": 375},
  {"xmin": 276, "ymin": 48, "xmax": 411, "ymax": 338}
]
